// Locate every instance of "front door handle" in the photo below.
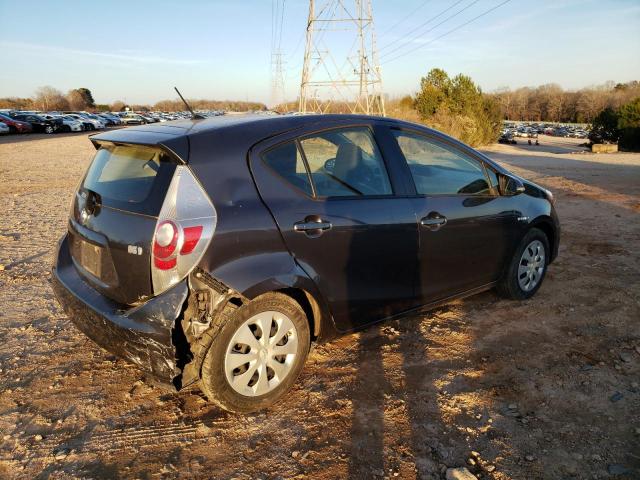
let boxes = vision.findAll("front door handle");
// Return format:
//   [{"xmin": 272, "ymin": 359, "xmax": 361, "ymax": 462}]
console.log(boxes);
[
  {"xmin": 420, "ymin": 213, "xmax": 447, "ymax": 231},
  {"xmin": 294, "ymin": 218, "xmax": 332, "ymax": 237}
]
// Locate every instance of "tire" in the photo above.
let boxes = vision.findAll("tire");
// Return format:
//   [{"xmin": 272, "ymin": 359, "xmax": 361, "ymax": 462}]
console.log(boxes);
[
  {"xmin": 8, "ymin": 126, "xmax": 16, "ymax": 134},
  {"xmin": 44, "ymin": 125, "xmax": 54, "ymax": 134},
  {"xmin": 497, "ymin": 228, "xmax": 550, "ymax": 300},
  {"xmin": 199, "ymin": 292, "xmax": 310, "ymax": 413}
]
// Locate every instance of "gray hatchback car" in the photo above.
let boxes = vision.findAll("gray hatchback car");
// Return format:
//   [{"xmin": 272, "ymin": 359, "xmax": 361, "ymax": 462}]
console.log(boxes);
[{"xmin": 52, "ymin": 114, "xmax": 559, "ymax": 412}]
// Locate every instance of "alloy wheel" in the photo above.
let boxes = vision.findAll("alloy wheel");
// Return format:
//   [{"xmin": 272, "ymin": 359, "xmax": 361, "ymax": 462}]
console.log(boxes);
[
  {"xmin": 518, "ymin": 239, "xmax": 545, "ymax": 292},
  {"xmin": 224, "ymin": 310, "xmax": 298, "ymax": 397}
]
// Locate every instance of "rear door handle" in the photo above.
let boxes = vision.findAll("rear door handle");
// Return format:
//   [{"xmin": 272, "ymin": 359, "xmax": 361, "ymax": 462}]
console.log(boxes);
[
  {"xmin": 294, "ymin": 219, "xmax": 332, "ymax": 236},
  {"xmin": 420, "ymin": 213, "xmax": 447, "ymax": 231}
]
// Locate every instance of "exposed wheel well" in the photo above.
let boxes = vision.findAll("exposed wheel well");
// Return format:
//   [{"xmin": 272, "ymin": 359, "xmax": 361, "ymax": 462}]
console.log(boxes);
[
  {"xmin": 531, "ymin": 220, "xmax": 555, "ymax": 262},
  {"xmin": 276, "ymin": 288, "xmax": 320, "ymax": 340}
]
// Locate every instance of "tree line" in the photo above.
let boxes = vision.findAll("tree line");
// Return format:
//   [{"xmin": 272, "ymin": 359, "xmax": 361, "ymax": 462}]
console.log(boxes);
[
  {"xmin": 0, "ymin": 86, "xmax": 96, "ymax": 111},
  {"xmin": 0, "ymin": 86, "xmax": 267, "ymax": 113},
  {"xmin": 488, "ymin": 81, "xmax": 640, "ymax": 123}
]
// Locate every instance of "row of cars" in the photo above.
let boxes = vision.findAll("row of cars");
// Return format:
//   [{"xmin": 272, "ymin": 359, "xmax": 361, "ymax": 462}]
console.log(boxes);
[
  {"xmin": 0, "ymin": 110, "xmax": 120, "ymax": 134},
  {"xmin": 0, "ymin": 110, "xmax": 207, "ymax": 135},
  {"xmin": 504, "ymin": 122, "xmax": 589, "ymax": 139},
  {"xmin": 499, "ymin": 122, "xmax": 590, "ymax": 144}
]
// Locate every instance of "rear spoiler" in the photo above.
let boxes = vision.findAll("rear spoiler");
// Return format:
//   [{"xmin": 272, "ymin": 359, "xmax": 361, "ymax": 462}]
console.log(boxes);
[{"xmin": 89, "ymin": 128, "xmax": 189, "ymax": 164}]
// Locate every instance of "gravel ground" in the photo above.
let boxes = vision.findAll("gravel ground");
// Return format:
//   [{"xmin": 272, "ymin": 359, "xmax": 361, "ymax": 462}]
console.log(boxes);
[{"xmin": 0, "ymin": 132, "xmax": 638, "ymax": 480}]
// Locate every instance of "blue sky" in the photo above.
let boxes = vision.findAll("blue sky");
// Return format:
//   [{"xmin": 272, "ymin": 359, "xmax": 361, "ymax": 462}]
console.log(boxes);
[{"xmin": 0, "ymin": 0, "xmax": 639, "ymax": 105}]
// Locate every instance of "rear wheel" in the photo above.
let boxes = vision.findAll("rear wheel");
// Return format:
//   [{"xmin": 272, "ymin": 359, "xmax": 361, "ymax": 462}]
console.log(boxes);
[
  {"xmin": 199, "ymin": 292, "xmax": 310, "ymax": 413},
  {"xmin": 497, "ymin": 228, "xmax": 550, "ymax": 300}
]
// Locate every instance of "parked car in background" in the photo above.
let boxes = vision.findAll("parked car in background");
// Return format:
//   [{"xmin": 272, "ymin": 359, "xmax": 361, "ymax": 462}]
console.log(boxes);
[
  {"xmin": 11, "ymin": 113, "xmax": 62, "ymax": 134},
  {"xmin": 52, "ymin": 114, "xmax": 560, "ymax": 413},
  {"xmin": 120, "ymin": 113, "xmax": 147, "ymax": 125},
  {"xmin": 139, "ymin": 113, "xmax": 157, "ymax": 124},
  {"xmin": 0, "ymin": 122, "xmax": 9, "ymax": 134},
  {"xmin": 82, "ymin": 113, "xmax": 108, "ymax": 128},
  {"xmin": 62, "ymin": 115, "xmax": 91, "ymax": 131},
  {"xmin": 65, "ymin": 113, "xmax": 104, "ymax": 130},
  {"xmin": 499, "ymin": 132, "xmax": 517, "ymax": 144},
  {"xmin": 97, "ymin": 113, "xmax": 122, "ymax": 126},
  {"xmin": 93, "ymin": 114, "xmax": 116, "ymax": 126},
  {"xmin": 0, "ymin": 112, "xmax": 33, "ymax": 133},
  {"xmin": 42, "ymin": 114, "xmax": 84, "ymax": 132}
]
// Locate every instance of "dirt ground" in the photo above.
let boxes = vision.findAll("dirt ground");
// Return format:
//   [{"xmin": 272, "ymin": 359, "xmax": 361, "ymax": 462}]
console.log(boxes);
[{"xmin": 0, "ymin": 132, "xmax": 638, "ymax": 480}]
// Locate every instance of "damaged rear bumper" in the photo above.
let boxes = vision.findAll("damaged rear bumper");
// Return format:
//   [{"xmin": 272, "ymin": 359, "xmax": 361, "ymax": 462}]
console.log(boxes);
[{"xmin": 51, "ymin": 235, "xmax": 188, "ymax": 385}]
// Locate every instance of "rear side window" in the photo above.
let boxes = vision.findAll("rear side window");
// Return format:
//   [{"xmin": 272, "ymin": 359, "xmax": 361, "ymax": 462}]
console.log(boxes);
[
  {"xmin": 393, "ymin": 131, "xmax": 491, "ymax": 196},
  {"xmin": 82, "ymin": 143, "xmax": 176, "ymax": 216},
  {"xmin": 262, "ymin": 141, "xmax": 313, "ymax": 196},
  {"xmin": 299, "ymin": 127, "xmax": 392, "ymax": 197}
]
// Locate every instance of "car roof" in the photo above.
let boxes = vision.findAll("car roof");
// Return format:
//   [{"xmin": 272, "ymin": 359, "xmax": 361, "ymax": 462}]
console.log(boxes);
[
  {"xmin": 89, "ymin": 113, "xmax": 499, "ymax": 171},
  {"xmin": 89, "ymin": 114, "xmax": 401, "ymax": 159}
]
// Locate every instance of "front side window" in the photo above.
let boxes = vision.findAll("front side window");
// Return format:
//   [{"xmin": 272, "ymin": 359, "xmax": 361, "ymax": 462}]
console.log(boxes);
[
  {"xmin": 393, "ymin": 131, "xmax": 492, "ymax": 196},
  {"xmin": 299, "ymin": 127, "xmax": 392, "ymax": 197}
]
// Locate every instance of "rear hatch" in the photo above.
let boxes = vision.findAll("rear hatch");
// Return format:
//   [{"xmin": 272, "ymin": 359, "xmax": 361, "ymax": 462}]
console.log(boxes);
[{"xmin": 69, "ymin": 142, "xmax": 177, "ymax": 305}]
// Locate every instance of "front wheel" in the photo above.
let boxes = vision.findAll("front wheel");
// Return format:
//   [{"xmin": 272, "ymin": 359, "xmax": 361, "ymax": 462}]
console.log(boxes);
[
  {"xmin": 497, "ymin": 228, "xmax": 550, "ymax": 300},
  {"xmin": 199, "ymin": 292, "xmax": 310, "ymax": 413},
  {"xmin": 44, "ymin": 125, "xmax": 54, "ymax": 134}
]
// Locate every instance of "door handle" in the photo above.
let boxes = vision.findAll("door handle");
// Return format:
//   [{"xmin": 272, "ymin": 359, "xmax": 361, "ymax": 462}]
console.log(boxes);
[
  {"xmin": 420, "ymin": 213, "xmax": 447, "ymax": 231},
  {"xmin": 294, "ymin": 219, "xmax": 332, "ymax": 236}
]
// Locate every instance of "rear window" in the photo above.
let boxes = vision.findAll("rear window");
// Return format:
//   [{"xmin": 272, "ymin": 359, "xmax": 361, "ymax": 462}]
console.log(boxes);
[{"xmin": 82, "ymin": 143, "xmax": 176, "ymax": 216}]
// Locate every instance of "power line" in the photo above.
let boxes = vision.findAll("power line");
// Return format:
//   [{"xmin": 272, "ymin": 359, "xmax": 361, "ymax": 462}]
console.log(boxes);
[
  {"xmin": 277, "ymin": 0, "xmax": 287, "ymax": 52},
  {"xmin": 382, "ymin": 0, "xmax": 513, "ymax": 65},
  {"xmin": 378, "ymin": 0, "xmax": 432, "ymax": 38},
  {"xmin": 378, "ymin": 0, "xmax": 467, "ymax": 53},
  {"xmin": 270, "ymin": 0, "xmax": 287, "ymax": 107},
  {"xmin": 380, "ymin": 0, "xmax": 479, "ymax": 58}
]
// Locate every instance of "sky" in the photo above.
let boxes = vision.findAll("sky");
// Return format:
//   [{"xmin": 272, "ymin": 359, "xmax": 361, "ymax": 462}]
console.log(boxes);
[{"xmin": 0, "ymin": 0, "xmax": 639, "ymax": 106}]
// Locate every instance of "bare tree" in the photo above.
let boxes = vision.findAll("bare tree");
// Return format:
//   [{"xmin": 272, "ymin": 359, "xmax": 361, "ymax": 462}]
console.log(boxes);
[
  {"xmin": 110, "ymin": 100, "xmax": 126, "ymax": 112},
  {"xmin": 33, "ymin": 86, "xmax": 69, "ymax": 111},
  {"xmin": 67, "ymin": 89, "xmax": 88, "ymax": 110}
]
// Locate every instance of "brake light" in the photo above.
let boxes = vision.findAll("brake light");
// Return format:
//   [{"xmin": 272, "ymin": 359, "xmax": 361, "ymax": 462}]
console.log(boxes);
[
  {"xmin": 180, "ymin": 225, "xmax": 203, "ymax": 255},
  {"xmin": 151, "ymin": 166, "xmax": 216, "ymax": 294},
  {"xmin": 153, "ymin": 221, "xmax": 178, "ymax": 260}
]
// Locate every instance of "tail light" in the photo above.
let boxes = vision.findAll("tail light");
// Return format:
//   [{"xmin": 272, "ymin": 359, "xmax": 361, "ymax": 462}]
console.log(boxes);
[{"xmin": 151, "ymin": 166, "xmax": 216, "ymax": 295}]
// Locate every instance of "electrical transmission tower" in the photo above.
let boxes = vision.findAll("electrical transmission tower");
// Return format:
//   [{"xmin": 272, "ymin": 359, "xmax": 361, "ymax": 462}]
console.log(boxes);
[
  {"xmin": 270, "ymin": 51, "xmax": 286, "ymax": 109},
  {"xmin": 299, "ymin": 0, "xmax": 385, "ymax": 116},
  {"xmin": 270, "ymin": 0, "xmax": 287, "ymax": 109}
]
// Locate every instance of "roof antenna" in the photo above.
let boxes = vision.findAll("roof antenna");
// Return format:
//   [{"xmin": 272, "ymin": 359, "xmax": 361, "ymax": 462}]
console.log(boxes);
[{"xmin": 174, "ymin": 86, "xmax": 204, "ymax": 119}]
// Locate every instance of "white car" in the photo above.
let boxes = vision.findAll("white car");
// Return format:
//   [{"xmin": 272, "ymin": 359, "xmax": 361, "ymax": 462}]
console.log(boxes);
[
  {"xmin": 42, "ymin": 114, "xmax": 84, "ymax": 132},
  {"xmin": 66, "ymin": 114, "xmax": 104, "ymax": 130},
  {"xmin": 0, "ymin": 121, "xmax": 9, "ymax": 134}
]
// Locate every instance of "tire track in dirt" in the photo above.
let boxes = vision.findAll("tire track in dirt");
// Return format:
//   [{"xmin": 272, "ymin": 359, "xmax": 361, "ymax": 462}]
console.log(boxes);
[{"xmin": 8, "ymin": 418, "xmax": 221, "ymax": 462}]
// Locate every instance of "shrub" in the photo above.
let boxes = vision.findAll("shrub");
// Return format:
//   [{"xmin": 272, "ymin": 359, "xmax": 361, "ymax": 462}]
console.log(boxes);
[
  {"xmin": 413, "ymin": 68, "xmax": 501, "ymax": 146},
  {"xmin": 617, "ymin": 97, "xmax": 640, "ymax": 151},
  {"xmin": 589, "ymin": 107, "xmax": 619, "ymax": 144},
  {"xmin": 589, "ymin": 97, "xmax": 640, "ymax": 151}
]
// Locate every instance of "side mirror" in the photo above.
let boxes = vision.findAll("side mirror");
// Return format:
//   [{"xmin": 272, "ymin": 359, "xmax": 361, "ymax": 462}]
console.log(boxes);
[{"xmin": 500, "ymin": 175, "xmax": 526, "ymax": 196}]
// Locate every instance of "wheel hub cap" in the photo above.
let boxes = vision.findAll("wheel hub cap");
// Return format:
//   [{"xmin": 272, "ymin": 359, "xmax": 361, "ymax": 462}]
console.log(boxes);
[
  {"xmin": 518, "ymin": 239, "xmax": 546, "ymax": 292},
  {"xmin": 224, "ymin": 311, "xmax": 298, "ymax": 397}
]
